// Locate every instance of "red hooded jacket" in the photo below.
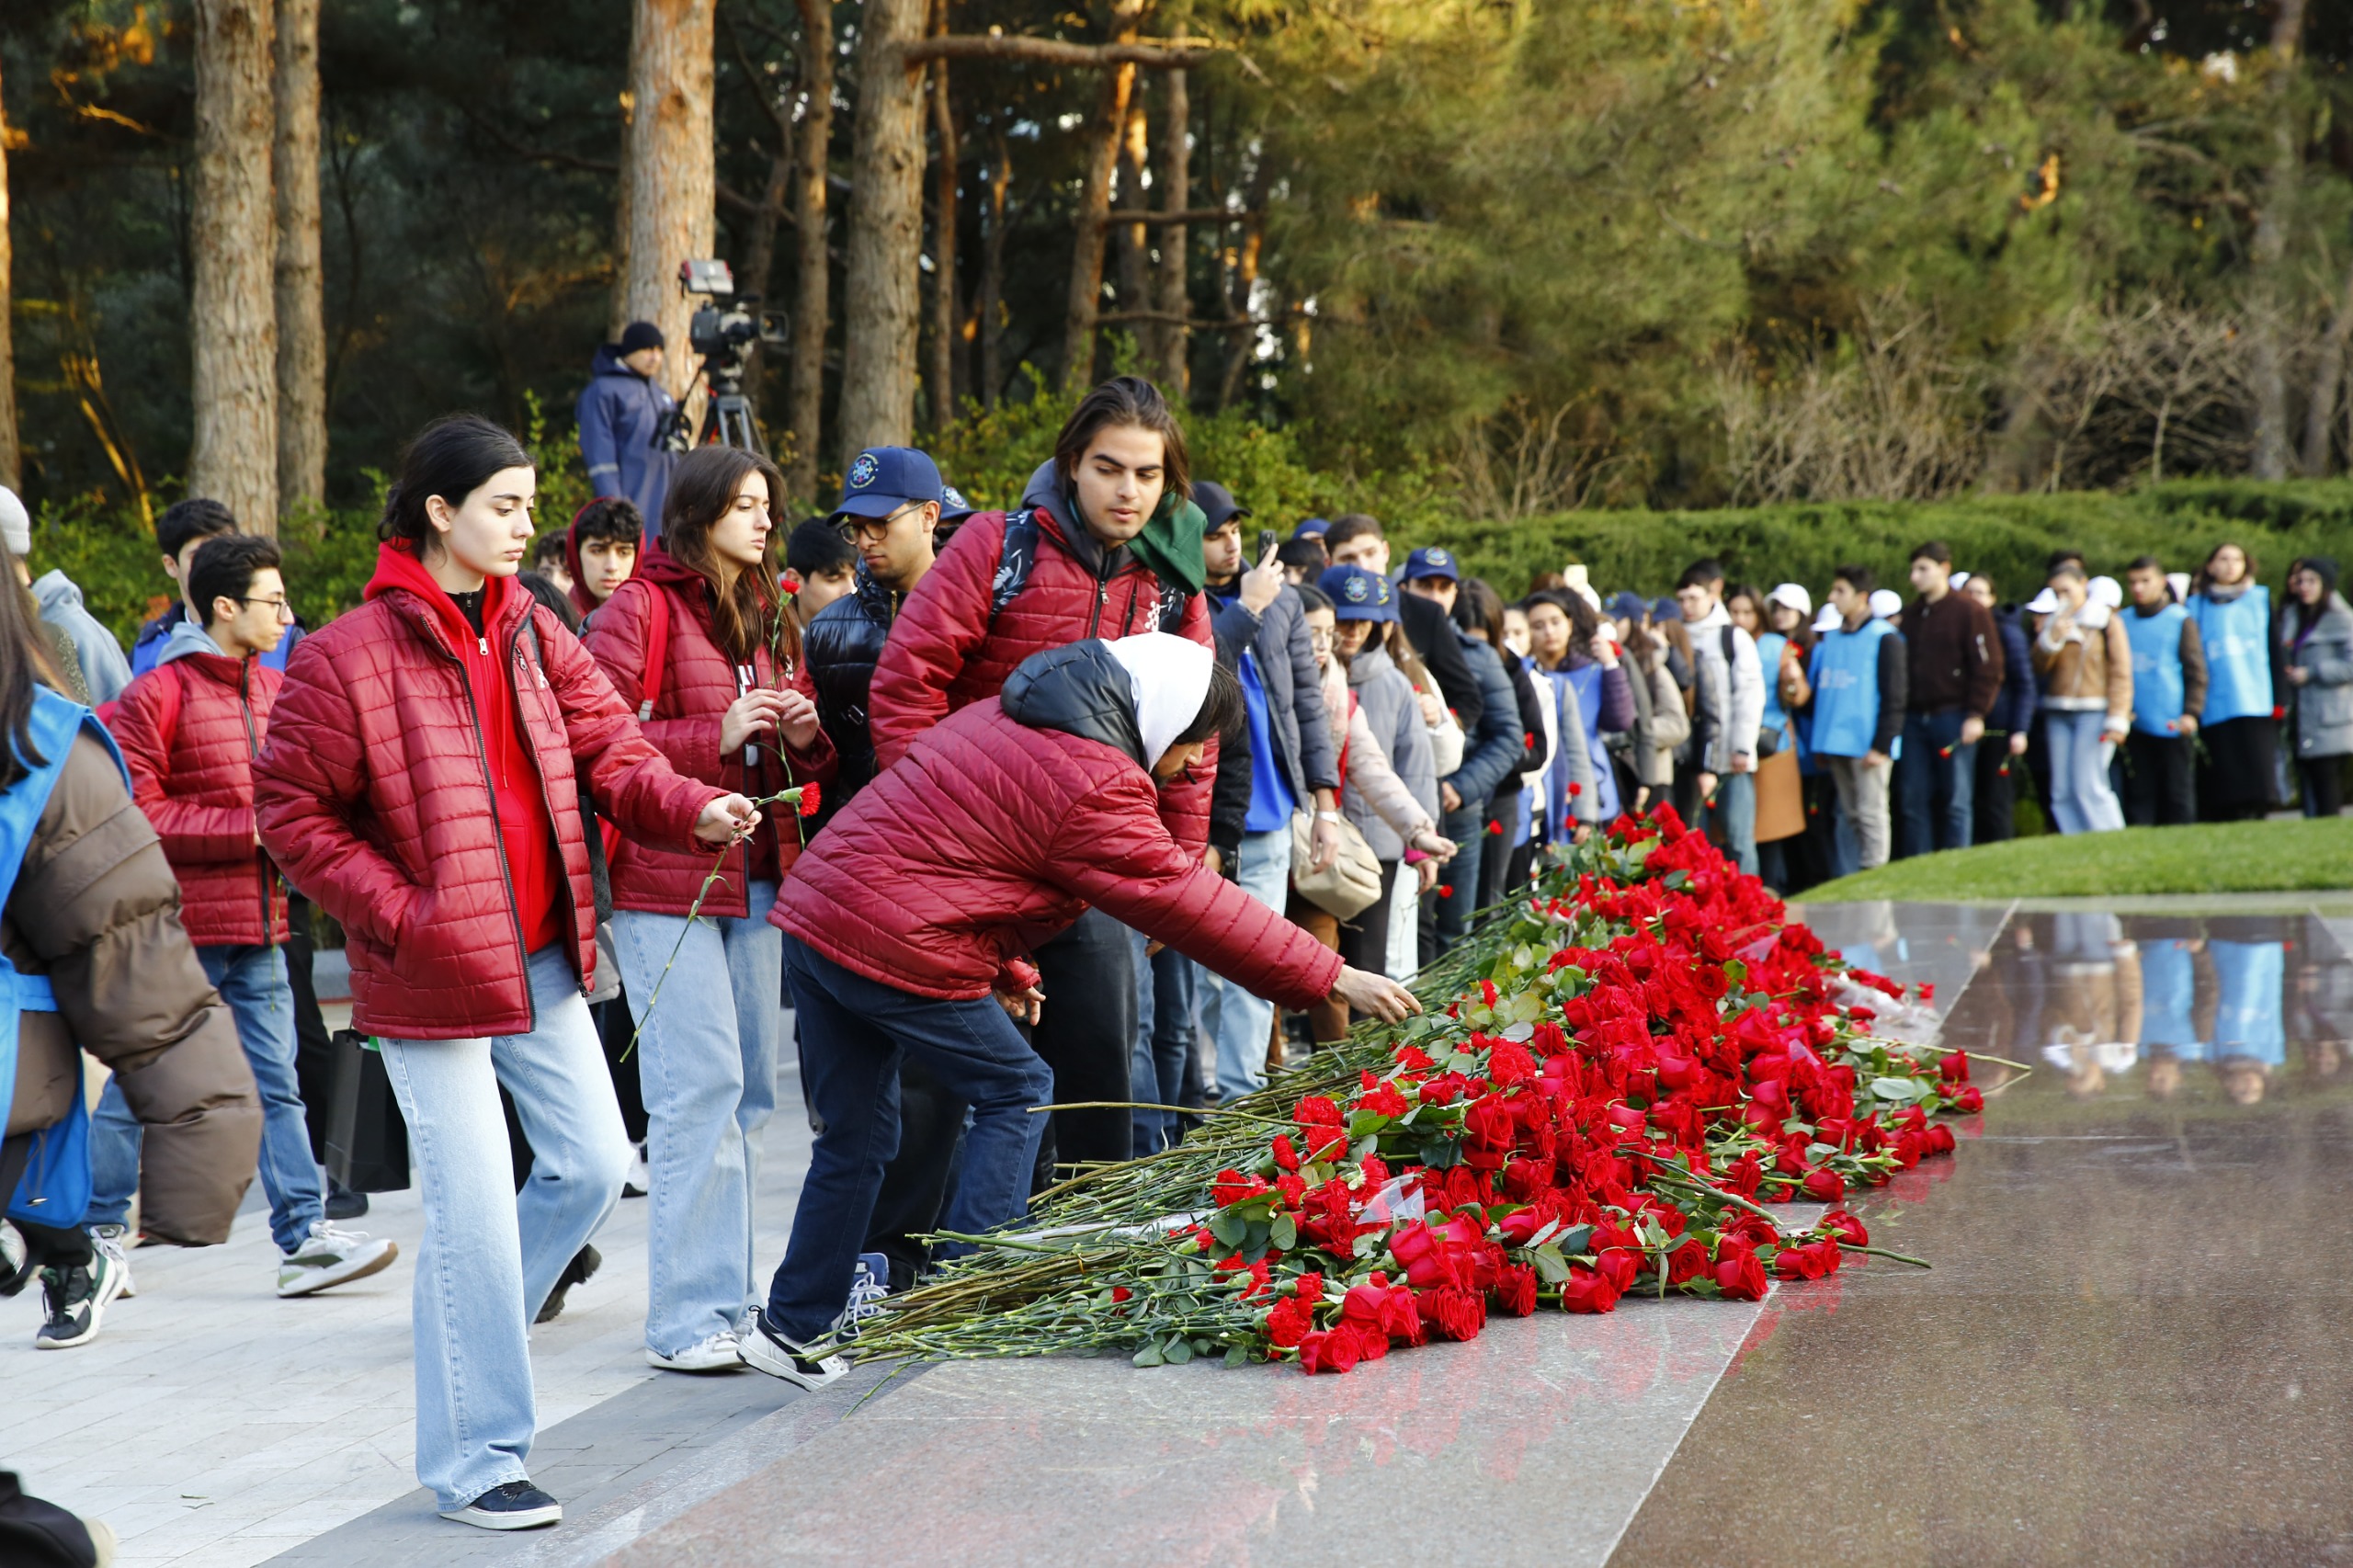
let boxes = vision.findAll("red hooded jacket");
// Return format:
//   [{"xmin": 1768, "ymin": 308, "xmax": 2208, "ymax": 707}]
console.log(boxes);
[
  {"xmin": 255, "ymin": 543, "xmax": 721, "ymax": 1039},
  {"xmin": 108, "ymin": 641, "xmax": 290, "ymax": 948},
  {"xmin": 776, "ymin": 641, "xmax": 1337, "ymax": 1007},
  {"xmin": 583, "ymin": 541, "xmax": 836, "ymax": 916},
  {"xmin": 866, "ymin": 496, "xmax": 1215, "ymax": 855}
]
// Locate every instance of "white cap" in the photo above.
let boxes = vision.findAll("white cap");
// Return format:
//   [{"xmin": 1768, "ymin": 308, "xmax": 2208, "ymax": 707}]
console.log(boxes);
[
  {"xmin": 1563, "ymin": 563, "xmax": 1590, "ymax": 596},
  {"xmin": 1767, "ymin": 582, "xmax": 1812, "ymax": 617},
  {"xmin": 0, "ymin": 487, "xmax": 27, "ymax": 558},
  {"xmin": 1949, "ymin": 571, "xmax": 1971, "ymax": 591},
  {"xmin": 1105, "ymin": 632, "xmax": 1214, "ymax": 771},
  {"xmin": 2090, "ymin": 574, "xmax": 2122, "ymax": 608},
  {"xmin": 2026, "ymin": 587, "xmax": 2060, "ymax": 614},
  {"xmin": 1869, "ymin": 588, "xmax": 1903, "ymax": 620},
  {"xmin": 2167, "ymin": 571, "xmax": 2191, "ymax": 605},
  {"xmin": 1813, "ymin": 604, "xmax": 1841, "ymax": 632}
]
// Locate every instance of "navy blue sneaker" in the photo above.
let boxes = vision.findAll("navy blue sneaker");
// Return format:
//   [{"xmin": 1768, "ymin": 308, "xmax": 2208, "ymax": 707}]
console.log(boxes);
[{"xmin": 440, "ymin": 1481, "xmax": 562, "ymax": 1530}]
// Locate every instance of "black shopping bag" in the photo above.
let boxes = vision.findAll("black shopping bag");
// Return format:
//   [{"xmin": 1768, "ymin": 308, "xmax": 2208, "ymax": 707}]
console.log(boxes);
[{"xmin": 324, "ymin": 1029, "xmax": 410, "ymax": 1192}]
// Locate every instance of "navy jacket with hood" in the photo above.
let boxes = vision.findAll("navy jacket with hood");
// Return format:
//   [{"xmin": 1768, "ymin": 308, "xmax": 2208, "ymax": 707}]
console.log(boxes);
[{"xmin": 575, "ymin": 344, "xmax": 678, "ymax": 524}]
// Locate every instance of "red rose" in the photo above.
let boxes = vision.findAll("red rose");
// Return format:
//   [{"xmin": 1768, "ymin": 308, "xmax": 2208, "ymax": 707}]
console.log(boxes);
[
  {"xmin": 1926, "ymin": 1123, "xmax": 1957, "ymax": 1154},
  {"xmin": 1665, "ymin": 1237, "xmax": 1711, "ymax": 1285},
  {"xmin": 1801, "ymin": 1167, "xmax": 1847, "ymax": 1201},
  {"xmin": 1340, "ymin": 1282, "xmax": 1390, "ymax": 1327},
  {"xmin": 1938, "ymin": 1050, "xmax": 1971, "ymax": 1083},
  {"xmin": 1495, "ymin": 1263, "xmax": 1540, "ymax": 1317},
  {"xmin": 1298, "ymin": 1328, "xmax": 1361, "ymax": 1374},
  {"xmin": 1713, "ymin": 1243, "xmax": 1768, "ymax": 1301},
  {"xmin": 1560, "ymin": 1266, "xmax": 1621, "ymax": 1313},
  {"xmin": 1417, "ymin": 1285, "xmax": 1488, "ymax": 1342},
  {"xmin": 1390, "ymin": 1221, "xmax": 1461, "ymax": 1290},
  {"xmin": 1438, "ymin": 885, "xmax": 1454, "ymax": 899},
  {"xmin": 1343, "ymin": 1321, "xmax": 1392, "ymax": 1362},
  {"xmin": 1952, "ymin": 1085, "xmax": 1984, "ymax": 1112},
  {"xmin": 1487, "ymin": 819, "xmax": 1504, "ymax": 836},
  {"xmin": 1819, "ymin": 1210, "xmax": 1869, "ymax": 1247}
]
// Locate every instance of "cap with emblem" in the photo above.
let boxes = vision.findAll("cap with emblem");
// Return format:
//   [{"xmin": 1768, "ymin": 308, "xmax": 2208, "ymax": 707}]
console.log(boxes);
[
  {"xmin": 833, "ymin": 447, "xmax": 945, "ymax": 521},
  {"xmin": 1318, "ymin": 564, "xmax": 1398, "ymax": 622},
  {"xmin": 938, "ymin": 483, "xmax": 976, "ymax": 525},
  {"xmin": 1401, "ymin": 546, "xmax": 1459, "ymax": 584}
]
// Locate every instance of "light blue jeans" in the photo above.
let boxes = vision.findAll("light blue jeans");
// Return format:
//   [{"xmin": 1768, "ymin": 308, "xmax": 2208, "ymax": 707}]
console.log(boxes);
[
  {"xmin": 1712, "ymin": 769, "xmax": 1759, "ymax": 877},
  {"xmin": 1127, "ymin": 930, "xmax": 1196, "ymax": 1154},
  {"xmin": 2044, "ymin": 710, "xmax": 2125, "ymax": 835},
  {"xmin": 612, "ymin": 881, "xmax": 781, "ymax": 1357},
  {"xmin": 1199, "ymin": 826, "xmax": 1291, "ymax": 1101},
  {"xmin": 380, "ymin": 944, "xmax": 631, "ymax": 1511},
  {"xmin": 87, "ymin": 944, "xmax": 323, "ymax": 1254}
]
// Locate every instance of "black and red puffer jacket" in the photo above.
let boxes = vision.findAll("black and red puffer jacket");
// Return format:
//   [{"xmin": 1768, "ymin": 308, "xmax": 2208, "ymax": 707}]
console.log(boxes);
[
  {"xmin": 108, "ymin": 633, "xmax": 290, "ymax": 948},
  {"xmin": 867, "ymin": 472, "xmax": 1215, "ymax": 855},
  {"xmin": 584, "ymin": 541, "xmax": 836, "ymax": 916},
  {"xmin": 256, "ymin": 544, "xmax": 721, "ymax": 1040},
  {"xmin": 776, "ymin": 640, "xmax": 1338, "ymax": 1007}
]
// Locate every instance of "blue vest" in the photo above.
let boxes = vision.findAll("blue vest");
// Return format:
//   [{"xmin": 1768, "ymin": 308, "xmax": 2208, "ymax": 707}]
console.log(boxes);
[
  {"xmin": 1808, "ymin": 619, "xmax": 1893, "ymax": 759},
  {"xmin": 2210, "ymin": 940, "xmax": 2285, "ymax": 1066},
  {"xmin": 2124, "ymin": 602, "xmax": 2189, "ymax": 737},
  {"xmin": 2189, "ymin": 586, "xmax": 2272, "ymax": 724},
  {"xmin": 2138, "ymin": 937, "xmax": 2200, "ymax": 1051},
  {"xmin": 1563, "ymin": 661, "xmax": 1620, "ymax": 822},
  {"xmin": 0, "ymin": 688, "xmax": 124, "ymax": 1228}
]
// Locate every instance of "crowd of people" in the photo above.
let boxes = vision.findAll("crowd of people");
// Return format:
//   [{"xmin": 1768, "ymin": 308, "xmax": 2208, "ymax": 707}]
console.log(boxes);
[{"xmin": 1, "ymin": 356, "xmax": 2348, "ymax": 1553}]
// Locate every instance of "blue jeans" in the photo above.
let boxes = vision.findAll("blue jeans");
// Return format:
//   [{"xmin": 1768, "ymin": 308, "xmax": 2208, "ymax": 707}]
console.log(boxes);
[
  {"xmin": 1199, "ymin": 826, "xmax": 1290, "ymax": 1102},
  {"xmin": 2045, "ymin": 710, "xmax": 2125, "ymax": 834},
  {"xmin": 766, "ymin": 934, "xmax": 1054, "ymax": 1345},
  {"xmin": 379, "ymin": 944, "xmax": 631, "ymax": 1511},
  {"xmin": 1431, "ymin": 803, "xmax": 1486, "ymax": 956},
  {"xmin": 613, "ymin": 881, "xmax": 780, "ymax": 1357},
  {"xmin": 87, "ymin": 944, "xmax": 322, "ymax": 1254},
  {"xmin": 1127, "ymin": 931, "xmax": 1195, "ymax": 1156},
  {"xmin": 1711, "ymin": 769, "xmax": 1758, "ymax": 876},
  {"xmin": 1894, "ymin": 710, "xmax": 1976, "ymax": 858}
]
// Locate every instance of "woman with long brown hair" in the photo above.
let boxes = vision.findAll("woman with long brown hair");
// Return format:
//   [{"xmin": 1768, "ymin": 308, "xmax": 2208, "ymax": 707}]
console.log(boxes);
[{"xmin": 585, "ymin": 443, "xmax": 835, "ymax": 1375}]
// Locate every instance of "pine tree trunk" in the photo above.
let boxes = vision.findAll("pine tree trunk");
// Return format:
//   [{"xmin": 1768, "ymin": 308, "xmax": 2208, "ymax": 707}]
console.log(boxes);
[
  {"xmin": 738, "ymin": 97, "xmax": 793, "ymax": 431},
  {"xmin": 2246, "ymin": 0, "xmax": 2308, "ymax": 482},
  {"xmin": 835, "ymin": 0, "xmax": 928, "ymax": 459},
  {"xmin": 0, "ymin": 51, "xmax": 19, "ymax": 493},
  {"xmin": 623, "ymin": 0, "xmax": 716, "ymax": 435},
  {"xmin": 1061, "ymin": 0, "xmax": 1146, "ymax": 388},
  {"xmin": 272, "ymin": 0, "xmax": 325, "ymax": 513},
  {"xmin": 978, "ymin": 128, "xmax": 1009, "ymax": 409},
  {"xmin": 1153, "ymin": 67, "xmax": 1190, "ymax": 400},
  {"xmin": 1115, "ymin": 83, "xmax": 1151, "ymax": 353},
  {"xmin": 610, "ymin": 89, "xmax": 636, "ymax": 339},
  {"xmin": 926, "ymin": 0, "xmax": 959, "ymax": 437},
  {"xmin": 2302, "ymin": 256, "xmax": 2353, "ymax": 476},
  {"xmin": 190, "ymin": 0, "xmax": 280, "ymax": 532},
  {"xmin": 787, "ymin": 0, "xmax": 834, "ymax": 497}
]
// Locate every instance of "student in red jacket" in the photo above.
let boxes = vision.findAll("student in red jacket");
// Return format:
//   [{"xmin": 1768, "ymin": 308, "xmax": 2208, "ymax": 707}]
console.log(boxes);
[
  {"xmin": 743, "ymin": 632, "xmax": 1418, "ymax": 1387},
  {"xmin": 255, "ymin": 415, "xmax": 759, "ymax": 1534},
  {"xmin": 95, "ymin": 534, "xmax": 398, "ymax": 1301},
  {"xmin": 585, "ymin": 444, "xmax": 834, "ymax": 1374},
  {"xmin": 867, "ymin": 375, "xmax": 1214, "ymax": 1172}
]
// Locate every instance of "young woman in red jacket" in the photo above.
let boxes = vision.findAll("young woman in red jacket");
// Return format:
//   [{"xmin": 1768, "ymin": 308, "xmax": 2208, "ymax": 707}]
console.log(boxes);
[
  {"xmin": 255, "ymin": 415, "xmax": 760, "ymax": 1534},
  {"xmin": 584, "ymin": 445, "xmax": 834, "ymax": 1374},
  {"xmin": 741, "ymin": 631, "xmax": 1419, "ymax": 1388}
]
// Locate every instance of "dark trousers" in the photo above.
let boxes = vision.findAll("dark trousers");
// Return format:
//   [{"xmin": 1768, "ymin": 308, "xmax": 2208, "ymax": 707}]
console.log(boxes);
[
  {"xmin": 1894, "ymin": 709, "xmax": 1975, "ymax": 858},
  {"xmin": 863, "ymin": 1057, "xmax": 967, "ymax": 1292},
  {"xmin": 1025, "ymin": 907, "xmax": 1136, "ymax": 1179},
  {"xmin": 285, "ymin": 892, "xmax": 336, "ymax": 1161},
  {"xmin": 1427, "ymin": 802, "xmax": 1486, "ymax": 957},
  {"xmin": 1973, "ymin": 736, "xmax": 2018, "ymax": 843},
  {"xmin": 766, "ymin": 934, "xmax": 1053, "ymax": 1344},
  {"xmin": 2302, "ymin": 756, "xmax": 2347, "ymax": 818},
  {"xmin": 1477, "ymin": 793, "xmax": 1518, "ymax": 910},
  {"xmin": 2122, "ymin": 731, "xmax": 2198, "ymax": 826},
  {"xmin": 1133, "ymin": 941, "xmax": 1196, "ymax": 1151}
]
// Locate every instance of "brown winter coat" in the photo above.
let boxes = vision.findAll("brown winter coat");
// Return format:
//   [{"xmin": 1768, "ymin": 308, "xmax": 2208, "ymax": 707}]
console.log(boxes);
[
  {"xmin": 2032, "ymin": 603, "xmax": 2134, "ymax": 729},
  {"xmin": 3, "ymin": 732, "xmax": 261, "ymax": 1244}
]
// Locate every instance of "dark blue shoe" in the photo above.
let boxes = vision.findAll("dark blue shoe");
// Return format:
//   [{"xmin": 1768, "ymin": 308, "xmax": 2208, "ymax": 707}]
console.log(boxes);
[{"xmin": 439, "ymin": 1481, "xmax": 562, "ymax": 1530}]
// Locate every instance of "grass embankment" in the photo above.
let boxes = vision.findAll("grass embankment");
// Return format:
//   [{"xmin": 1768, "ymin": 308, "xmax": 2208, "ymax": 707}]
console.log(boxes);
[{"xmin": 1802, "ymin": 817, "xmax": 2353, "ymax": 902}]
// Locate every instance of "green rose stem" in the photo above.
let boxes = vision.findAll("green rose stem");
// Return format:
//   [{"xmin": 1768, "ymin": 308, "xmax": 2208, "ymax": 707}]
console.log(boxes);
[
  {"xmin": 1963, "ymin": 1050, "xmax": 2036, "ymax": 1074},
  {"xmin": 1026, "ymin": 1100, "xmax": 1305, "ymax": 1131},
  {"xmin": 620, "ymin": 783, "xmax": 806, "ymax": 1062},
  {"xmin": 1839, "ymin": 1243, "xmax": 1931, "ymax": 1268}
]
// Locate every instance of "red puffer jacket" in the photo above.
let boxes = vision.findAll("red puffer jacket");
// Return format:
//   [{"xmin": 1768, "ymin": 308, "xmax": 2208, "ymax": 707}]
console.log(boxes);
[
  {"xmin": 584, "ymin": 543, "xmax": 836, "ymax": 916},
  {"xmin": 776, "ymin": 641, "xmax": 1338, "ymax": 1007},
  {"xmin": 255, "ymin": 544, "xmax": 722, "ymax": 1040},
  {"xmin": 867, "ymin": 494, "xmax": 1216, "ymax": 855},
  {"xmin": 108, "ymin": 642, "xmax": 290, "ymax": 947}
]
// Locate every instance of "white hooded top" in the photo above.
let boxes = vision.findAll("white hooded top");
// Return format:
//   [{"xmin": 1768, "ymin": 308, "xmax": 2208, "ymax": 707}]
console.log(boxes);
[{"xmin": 1106, "ymin": 631, "xmax": 1213, "ymax": 771}]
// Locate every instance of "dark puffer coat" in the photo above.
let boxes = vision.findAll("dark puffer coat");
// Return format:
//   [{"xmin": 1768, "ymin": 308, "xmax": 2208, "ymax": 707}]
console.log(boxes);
[
  {"xmin": 584, "ymin": 543, "xmax": 835, "ymax": 915},
  {"xmin": 774, "ymin": 641, "xmax": 1340, "ymax": 1007},
  {"xmin": 868, "ymin": 472, "xmax": 1215, "ymax": 855},
  {"xmin": 108, "ymin": 629, "xmax": 290, "ymax": 947},
  {"xmin": 256, "ymin": 545, "xmax": 722, "ymax": 1040},
  {"xmin": 799, "ymin": 565, "xmax": 900, "ymax": 825}
]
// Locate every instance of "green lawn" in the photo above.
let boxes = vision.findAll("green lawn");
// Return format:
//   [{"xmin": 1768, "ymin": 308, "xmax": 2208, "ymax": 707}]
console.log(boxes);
[{"xmin": 1802, "ymin": 817, "xmax": 2353, "ymax": 902}]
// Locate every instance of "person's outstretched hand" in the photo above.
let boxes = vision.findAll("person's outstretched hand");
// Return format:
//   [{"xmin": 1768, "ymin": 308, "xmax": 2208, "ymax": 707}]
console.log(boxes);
[
  {"xmin": 1331, "ymin": 965, "xmax": 1422, "ymax": 1022},
  {"xmin": 693, "ymin": 793, "xmax": 762, "ymax": 847}
]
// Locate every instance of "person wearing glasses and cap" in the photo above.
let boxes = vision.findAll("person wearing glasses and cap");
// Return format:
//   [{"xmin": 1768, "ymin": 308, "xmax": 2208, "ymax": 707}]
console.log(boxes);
[{"xmin": 99, "ymin": 533, "xmax": 400, "ymax": 1307}]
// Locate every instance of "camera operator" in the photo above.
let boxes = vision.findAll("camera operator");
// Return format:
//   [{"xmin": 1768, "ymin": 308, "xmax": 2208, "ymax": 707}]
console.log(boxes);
[{"xmin": 576, "ymin": 321, "xmax": 679, "ymax": 525}]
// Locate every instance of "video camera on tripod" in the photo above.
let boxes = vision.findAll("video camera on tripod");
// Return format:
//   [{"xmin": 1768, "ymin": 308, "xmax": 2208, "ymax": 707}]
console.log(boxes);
[{"xmin": 661, "ymin": 259, "xmax": 789, "ymax": 455}]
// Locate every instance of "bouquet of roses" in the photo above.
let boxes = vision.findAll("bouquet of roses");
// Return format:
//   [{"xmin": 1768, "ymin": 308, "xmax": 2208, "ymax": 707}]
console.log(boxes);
[{"xmin": 845, "ymin": 806, "xmax": 1990, "ymax": 1374}]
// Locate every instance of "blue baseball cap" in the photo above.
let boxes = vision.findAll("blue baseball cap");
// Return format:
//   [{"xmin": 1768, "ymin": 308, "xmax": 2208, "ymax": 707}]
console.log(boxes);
[
  {"xmin": 938, "ymin": 482, "xmax": 976, "ymax": 525},
  {"xmin": 1605, "ymin": 589, "xmax": 1648, "ymax": 621},
  {"xmin": 1320, "ymin": 564, "xmax": 1398, "ymax": 622},
  {"xmin": 834, "ymin": 447, "xmax": 944, "ymax": 520},
  {"xmin": 1651, "ymin": 597, "xmax": 1684, "ymax": 623},
  {"xmin": 1401, "ymin": 546, "xmax": 1459, "ymax": 583},
  {"xmin": 1292, "ymin": 517, "xmax": 1331, "ymax": 540}
]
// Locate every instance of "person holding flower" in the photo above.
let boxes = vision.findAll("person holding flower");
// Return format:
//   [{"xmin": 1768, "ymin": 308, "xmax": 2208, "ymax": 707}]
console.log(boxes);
[{"xmin": 584, "ymin": 444, "xmax": 835, "ymax": 1375}]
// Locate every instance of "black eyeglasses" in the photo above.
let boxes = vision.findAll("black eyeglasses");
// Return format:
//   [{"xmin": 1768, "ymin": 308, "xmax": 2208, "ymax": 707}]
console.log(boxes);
[
  {"xmin": 836, "ymin": 503, "xmax": 926, "ymax": 543},
  {"xmin": 233, "ymin": 597, "xmax": 296, "ymax": 619}
]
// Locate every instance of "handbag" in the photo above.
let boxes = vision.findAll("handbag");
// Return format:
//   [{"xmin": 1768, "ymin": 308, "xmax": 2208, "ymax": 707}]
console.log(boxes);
[
  {"xmin": 325, "ymin": 1029, "xmax": 411, "ymax": 1193},
  {"xmin": 1291, "ymin": 697, "xmax": 1387, "ymax": 920},
  {"xmin": 1753, "ymin": 744, "xmax": 1806, "ymax": 843}
]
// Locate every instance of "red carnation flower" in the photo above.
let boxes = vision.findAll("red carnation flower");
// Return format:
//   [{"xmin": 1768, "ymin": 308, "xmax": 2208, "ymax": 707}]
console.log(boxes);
[{"xmin": 797, "ymin": 781, "xmax": 822, "ymax": 817}]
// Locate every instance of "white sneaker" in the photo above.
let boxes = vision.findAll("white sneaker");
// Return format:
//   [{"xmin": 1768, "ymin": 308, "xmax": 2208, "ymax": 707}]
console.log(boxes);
[
  {"xmin": 645, "ymin": 1330, "xmax": 744, "ymax": 1372},
  {"xmin": 738, "ymin": 1312, "xmax": 848, "ymax": 1390},
  {"xmin": 89, "ymin": 1223, "xmax": 136, "ymax": 1301},
  {"xmin": 622, "ymin": 1142, "xmax": 649, "ymax": 1199},
  {"xmin": 278, "ymin": 1221, "xmax": 399, "ymax": 1298}
]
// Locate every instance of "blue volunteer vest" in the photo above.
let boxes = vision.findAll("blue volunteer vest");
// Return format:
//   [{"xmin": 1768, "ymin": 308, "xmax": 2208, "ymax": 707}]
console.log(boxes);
[
  {"xmin": 2125, "ymin": 602, "xmax": 2189, "ymax": 738},
  {"xmin": 2210, "ymin": 940, "xmax": 2285, "ymax": 1066},
  {"xmin": 0, "ymin": 687, "xmax": 125, "ymax": 1229},
  {"xmin": 1807, "ymin": 619, "xmax": 1894, "ymax": 759},
  {"xmin": 2137, "ymin": 938, "xmax": 2200, "ymax": 1052},
  {"xmin": 2189, "ymin": 586, "xmax": 2273, "ymax": 724}
]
